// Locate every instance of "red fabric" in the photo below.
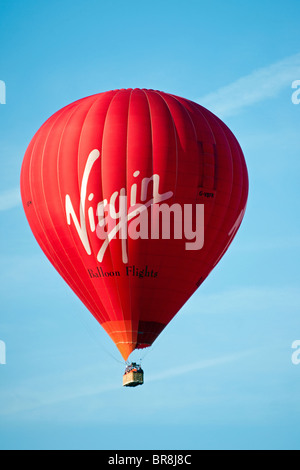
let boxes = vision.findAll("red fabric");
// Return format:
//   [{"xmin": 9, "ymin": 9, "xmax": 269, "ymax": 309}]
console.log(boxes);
[{"xmin": 20, "ymin": 89, "xmax": 248, "ymax": 360}]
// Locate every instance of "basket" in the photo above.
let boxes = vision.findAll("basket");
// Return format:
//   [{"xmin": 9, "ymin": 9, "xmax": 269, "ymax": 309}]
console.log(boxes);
[{"xmin": 123, "ymin": 370, "xmax": 144, "ymax": 387}]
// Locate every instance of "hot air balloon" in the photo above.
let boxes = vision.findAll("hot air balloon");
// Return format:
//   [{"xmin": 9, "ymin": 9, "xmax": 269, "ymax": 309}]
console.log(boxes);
[{"xmin": 20, "ymin": 89, "xmax": 248, "ymax": 386}]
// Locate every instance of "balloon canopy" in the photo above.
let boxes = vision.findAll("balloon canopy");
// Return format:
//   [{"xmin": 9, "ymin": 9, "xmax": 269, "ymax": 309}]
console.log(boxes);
[{"xmin": 20, "ymin": 89, "xmax": 248, "ymax": 361}]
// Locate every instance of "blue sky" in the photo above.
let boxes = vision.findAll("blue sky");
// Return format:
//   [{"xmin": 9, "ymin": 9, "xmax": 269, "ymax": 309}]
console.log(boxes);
[{"xmin": 0, "ymin": 0, "xmax": 300, "ymax": 450}]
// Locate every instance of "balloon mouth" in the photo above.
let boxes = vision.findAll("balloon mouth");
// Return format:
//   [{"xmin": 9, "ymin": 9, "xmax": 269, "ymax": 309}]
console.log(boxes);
[
  {"xmin": 101, "ymin": 320, "xmax": 166, "ymax": 361},
  {"xmin": 117, "ymin": 343, "xmax": 150, "ymax": 362},
  {"xmin": 116, "ymin": 343, "xmax": 137, "ymax": 362}
]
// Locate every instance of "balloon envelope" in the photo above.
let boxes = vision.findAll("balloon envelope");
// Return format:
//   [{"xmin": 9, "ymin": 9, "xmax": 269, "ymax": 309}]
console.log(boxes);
[{"xmin": 20, "ymin": 89, "xmax": 248, "ymax": 360}]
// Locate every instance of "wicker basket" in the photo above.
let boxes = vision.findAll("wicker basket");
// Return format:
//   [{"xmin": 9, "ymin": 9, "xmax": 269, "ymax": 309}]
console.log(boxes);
[{"xmin": 123, "ymin": 370, "xmax": 144, "ymax": 387}]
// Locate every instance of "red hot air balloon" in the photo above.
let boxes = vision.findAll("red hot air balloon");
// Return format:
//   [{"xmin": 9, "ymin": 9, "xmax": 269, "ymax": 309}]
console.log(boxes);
[{"xmin": 20, "ymin": 89, "xmax": 248, "ymax": 366}]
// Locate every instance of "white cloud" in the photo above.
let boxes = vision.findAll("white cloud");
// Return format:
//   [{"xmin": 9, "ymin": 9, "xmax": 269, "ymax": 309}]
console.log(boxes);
[
  {"xmin": 236, "ymin": 236, "xmax": 300, "ymax": 253},
  {"xmin": 0, "ymin": 187, "xmax": 21, "ymax": 211},
  {"xmin": 0, "ymin": 363, "xmax": 120, "ymax": 417},
  {"xmin": 189, "ymin": 285, "xmax": 300, "ymax": 316},
  {"xmin": 0, "ymin": 350, "xmax": 252, "ymax": 417},
  {"xmin": 198, "ymin": 52, "xmax": 300, "ymax": 117},
  {"xmin": 147, "ymin": 350, "xmax": 253, "ymax": 383}
]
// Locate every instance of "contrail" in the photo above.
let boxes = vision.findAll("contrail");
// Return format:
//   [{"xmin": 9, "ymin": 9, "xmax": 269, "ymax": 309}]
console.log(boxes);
[
  {"xmin": 198, "ymin": 52, "xmax": 300, "ymax": 117},
  {"xmin": 147, "ymin": 350, "xmax": 254, "ymax": 383}
]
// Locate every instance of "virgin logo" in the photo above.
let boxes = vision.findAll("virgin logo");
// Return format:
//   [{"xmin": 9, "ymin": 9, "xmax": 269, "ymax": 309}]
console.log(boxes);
[{"xmin": 65, "ymin": 149, "xmax": 204, "ymax": 264}]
